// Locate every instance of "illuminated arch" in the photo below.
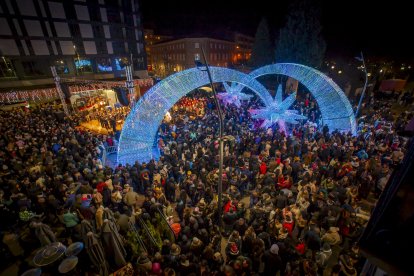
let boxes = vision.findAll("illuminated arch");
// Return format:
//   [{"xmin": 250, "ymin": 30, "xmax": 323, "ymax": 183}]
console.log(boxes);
[
  {"xmin": 117, "ymin": 67, "xmax": 273, "ymax": 164},
  {"xmin": 118, "ymin": 64, "xmax": 356, "ymax": 164},
  {"xmin": 235, "ymin": 63, "xmax": 357, "ymax": 135}
]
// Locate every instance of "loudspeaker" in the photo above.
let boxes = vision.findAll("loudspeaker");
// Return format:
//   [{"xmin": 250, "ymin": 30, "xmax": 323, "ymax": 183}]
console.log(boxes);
[
  {"xmin": 113, "ymin": 87, "xmax": 129, "ymax": 106},
  {"xmin": 359, "ymin": 138, "xmax": 414, "ymax": 275}
]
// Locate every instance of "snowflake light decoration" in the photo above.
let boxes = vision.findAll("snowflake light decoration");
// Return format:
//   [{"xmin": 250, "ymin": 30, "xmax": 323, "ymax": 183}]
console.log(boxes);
[
  {"xmin": 216, "ymin": 82, "xmax": 253, "ymax": 108},
  {"xmin": 249, "ymin": 84, "xmax": 307, "ymax": 128}
]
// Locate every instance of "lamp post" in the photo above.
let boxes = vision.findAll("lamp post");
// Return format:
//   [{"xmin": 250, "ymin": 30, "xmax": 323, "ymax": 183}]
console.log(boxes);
[
  {"xmin": 355, "ymin": 52, "xmax": 368, "ymax": 118},
  {"xmin": 196, "ymin": 46, "xmax": 224, "ymax": 231},
  {"xmin": 73, "ymin": 45, "xmax": 81, "ymax": 76}
]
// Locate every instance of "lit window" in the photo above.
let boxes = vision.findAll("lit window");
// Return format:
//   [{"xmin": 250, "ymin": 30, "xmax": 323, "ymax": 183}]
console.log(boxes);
[
  {"xmin": 195, "ymin": 53, "xmax": 200, "ymax": 61},
  {"xmin": 195, "ymin": 42, "xmax": 199, "ymax": 49}
]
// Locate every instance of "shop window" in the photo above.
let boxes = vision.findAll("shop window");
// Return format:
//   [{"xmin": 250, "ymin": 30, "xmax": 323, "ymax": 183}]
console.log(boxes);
[
  {"xmin": 75, "ymin": 59, "xmax": 93, "ymax": 73},
  {"xmin": 22, "ymin": 61, "xmax": 45, "ymax": 76},
  {"xmin": 115, "ymin": 57, "xmax": 129, "ymax": 70},
  {"xmin": 54, "ymin": 60, "xmax": 69, "ymax": 74},
  {"xmin": 97, "ymin": 58, "xmax": 113, "ymax": 72}
]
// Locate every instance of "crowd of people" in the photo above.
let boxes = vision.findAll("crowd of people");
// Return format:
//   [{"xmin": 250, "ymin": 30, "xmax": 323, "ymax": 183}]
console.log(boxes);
[
  {"xmin": 0, "ymin": 87, "xmax": 411, "ymax": 276},
  {"xmin": 78, "ymin": 105, "xmax": 130, "ymax": 133}
]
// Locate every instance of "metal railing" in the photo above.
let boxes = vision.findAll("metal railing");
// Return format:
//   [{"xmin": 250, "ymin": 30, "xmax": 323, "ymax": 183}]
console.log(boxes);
[
  {"xmin": 136, "ymin": 216, "xmax": 159, "ymax": 253},
  {"xmin": 156, "ymin": 206, "xmax": 176, "ymax": 242},
  {"xmin": 128, "ymin": 220, "xmax": 147, "ymax": 253},
  {"xmin": 100, "ymin": 145, "xmax": 117, "ymax": 167}
]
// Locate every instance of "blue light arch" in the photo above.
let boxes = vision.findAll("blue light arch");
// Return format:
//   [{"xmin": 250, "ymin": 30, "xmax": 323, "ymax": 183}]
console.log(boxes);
[
  {"xmin": 117, "ymin": 67, "xmax": 273, "ymax": 164},
  {"xmin": 235, "ymin": 63, "xmax": 357, "ymax": 135},
  {"xmin": 117, "ymin": 64, "xmax": 356, "ymax": 164}
]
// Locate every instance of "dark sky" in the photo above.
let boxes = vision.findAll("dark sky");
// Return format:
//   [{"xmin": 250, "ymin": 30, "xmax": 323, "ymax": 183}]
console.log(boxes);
[{"xmin": 140, "ymin": 0, "xmax": 411, "ymax": 61}]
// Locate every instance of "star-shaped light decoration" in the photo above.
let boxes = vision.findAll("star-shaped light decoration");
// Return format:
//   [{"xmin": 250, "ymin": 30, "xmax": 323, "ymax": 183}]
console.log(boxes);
[
  {"xmin": 249, "ymin": 84, "xmax": 307, "ymax": 129},
  {"xmin": 216, "ymin": 82, "xmax": 253, "ymax": 108}
]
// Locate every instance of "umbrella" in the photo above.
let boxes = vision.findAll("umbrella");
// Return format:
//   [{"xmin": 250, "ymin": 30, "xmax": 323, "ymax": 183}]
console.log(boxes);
[
  {"xmin": 58, "ymin": 256, "xmax": 78, "ymax": 274},
  {"xmin": 32, "ymin": 222, "xmax": 57, "ymax": 247},
  {"xmin": 101, "ymin": 219, "xmax": 127, "ymax": 268},
  {"xmin": 21, "ymin": 268, "xmax": 42, "ymax": 276},
  {"xmin": 33, "ymin": 242, "xmax": 66, "ymax": 267},
  {"xmin": 66, "ymin": 242, "xmax": 84, "ymax": 257},
  {"xmin": 85, "ymin": 231, "xmax": 109, "ymax": 276},
  {"xmin": 81, "ymin": 220, "xmax": 95, "ymax": 244}
]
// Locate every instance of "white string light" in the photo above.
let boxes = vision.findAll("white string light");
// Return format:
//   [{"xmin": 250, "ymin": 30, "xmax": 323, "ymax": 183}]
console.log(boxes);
[{"xmin": 0, "ymin": 79, "xmax": 153, "ymax": 104}]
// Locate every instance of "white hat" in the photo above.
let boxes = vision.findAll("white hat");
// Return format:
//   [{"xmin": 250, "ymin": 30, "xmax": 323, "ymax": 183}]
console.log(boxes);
[{"xmin": 270, "ymin": 244, "xmax": 279, "ymax": 254}]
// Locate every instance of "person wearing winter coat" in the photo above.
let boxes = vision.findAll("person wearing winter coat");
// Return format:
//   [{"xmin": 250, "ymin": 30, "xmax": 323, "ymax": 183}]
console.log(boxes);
[
  {"xmin": 315, "ymin": 242, "xmax": 332, "ymax": 273},
  {"xmin": 123, "ymin": 186, "xmax": 139, "ymax": 212},
  {"xmin": 321, "ymin": 226, "xmax": 342, "ymax": 246},
  {"xmin": 262, "ymin": 244, "xmax": 283, "ymax": 276}
]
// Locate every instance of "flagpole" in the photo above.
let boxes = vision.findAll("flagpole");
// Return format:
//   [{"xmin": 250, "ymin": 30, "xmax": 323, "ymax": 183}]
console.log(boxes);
[{"xmin": 355, "ymin": 52, "xmax": 368, "ymax": 119}]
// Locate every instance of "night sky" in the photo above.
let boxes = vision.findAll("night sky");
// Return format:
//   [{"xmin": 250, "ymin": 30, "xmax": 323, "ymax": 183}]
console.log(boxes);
[{"xmin": 140, "ymin": 0, "xmax": 411, "ymax": 61}]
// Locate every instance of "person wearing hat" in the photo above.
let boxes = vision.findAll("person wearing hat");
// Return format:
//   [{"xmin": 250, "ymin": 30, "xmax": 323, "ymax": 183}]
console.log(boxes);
[
  {"xmin": 190, "ymin": 237, "xmax": 204, "ymax": 257},
  {"xmin": 163, "ymin": 243, "xmax": 180, "ymax": 269},
  {"xmin": 123, "ymin": 185, "xmax": 139, "ymax": 212},
  {"xmin": 339, "ymin": 253, "xmax": 357, "ymax": 276},
  {"xmin": 178, "ymin": 254, "xmax": 195, "ymax": 275},
  {"xmin": 262, "ymin": 244, "xmax": 282, "ymax": 276},
  {"xmin": 211, "ymin": 252, "xmax": 224, "ymax": 271},
  {"xmin": 197, "ymin": 197, "xmax": 207, "ymax": 213},
  {"xmin": 322, "ymin": 227, "xmax": 342, "ymax": 246},
  {"xmin": 170, "ymin": 243, "xmax": 181, "ymax": 256},
  {"xmin": 226, "ymin": 242, "xmax": 240, "ymax": 261},
  {"xmin": 136, "ymin": 252, "xmax": 152, "ymax": 273},
  {"xmin": 315, "ymin": 243, "xmax": 332, "ymax": 272}
]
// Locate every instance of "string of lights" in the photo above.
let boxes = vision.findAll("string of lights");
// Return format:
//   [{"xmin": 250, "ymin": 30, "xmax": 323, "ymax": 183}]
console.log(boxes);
[{"xmin": 0, "ymin": 78, "xmax": 153, "ymax": 104}]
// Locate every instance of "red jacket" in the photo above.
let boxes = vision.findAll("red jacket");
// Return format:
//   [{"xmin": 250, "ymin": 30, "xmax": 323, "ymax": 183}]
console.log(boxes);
[
  {"xmin": 282, "ymin": 221, "xmax": 294, "ymax": 235},
  {"xmin": 295, "ymin": 242, "xmax": 306, "ymax": 255},
  {"xmin": 259, "ymin": 162, "xmax": 267, "ymax": 175},
  {"xmin": 279, "ymin": 178, "xmax": 292, "ymax": 190},
  {"xmin": 96, "ymin": 182, "xmax": 107, "ymax": 193}
]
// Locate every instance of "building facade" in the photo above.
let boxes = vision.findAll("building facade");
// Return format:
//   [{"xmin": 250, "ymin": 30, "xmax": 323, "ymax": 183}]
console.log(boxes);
[
  {"xmin": 0, "ymin": 0, "xmax": 147, "ymax": 89},
  {"xmin": 143, "ymin": 29, "xmax": 172, "ymax": 74},
  {"xmin": 151, "ymin": 37, "xmax": 235, "ymax": 77},
  {"xmin": 233, "ymin": 32, "xmax": 254, "ymax": 67}
]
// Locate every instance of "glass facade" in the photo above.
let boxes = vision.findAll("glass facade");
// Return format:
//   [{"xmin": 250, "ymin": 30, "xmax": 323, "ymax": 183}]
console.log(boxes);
[{"xmin": 0, "ymin": 0, "xmax": 147, "ymax": 83}]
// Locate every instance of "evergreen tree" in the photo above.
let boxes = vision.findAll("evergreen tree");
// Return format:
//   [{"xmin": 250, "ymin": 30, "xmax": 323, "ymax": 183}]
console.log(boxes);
[
  {"xmin": 276, "ymin": 0, "xmax": 326, "ymax": 68},
  {"xmin": 250, "ymin": 17, "xmax": 274, "ymax": 68}
]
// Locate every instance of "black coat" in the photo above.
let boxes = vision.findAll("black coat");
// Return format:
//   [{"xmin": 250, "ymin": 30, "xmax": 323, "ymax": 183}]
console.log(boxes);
[{"xmin": 262, "ymin": 250, "xmax": 282, "ymax": 276}]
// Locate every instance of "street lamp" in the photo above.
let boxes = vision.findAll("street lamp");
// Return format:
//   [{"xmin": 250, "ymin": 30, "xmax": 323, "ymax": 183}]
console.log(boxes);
[
  {"xmin": 195, "ymin": 46, "xmax": 224, "ymax": 231},
  {"xmin": 73, "ymin": 44, "xmax": 81, "ymax": 75},
  {"xmin": 355, "ymin": 51, "xmax": 368, "ymax": 118}
]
